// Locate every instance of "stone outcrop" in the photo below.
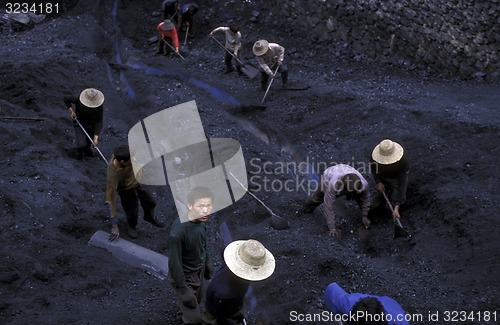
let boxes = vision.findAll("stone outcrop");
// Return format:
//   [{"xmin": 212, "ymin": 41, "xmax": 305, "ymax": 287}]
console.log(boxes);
[{"xmin": 270, "ymin": 0, "xmax": 499, "ymax": 78}]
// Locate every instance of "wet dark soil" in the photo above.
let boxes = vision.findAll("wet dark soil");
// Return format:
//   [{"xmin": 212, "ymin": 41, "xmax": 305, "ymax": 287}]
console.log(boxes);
[{"xmin": 1, "ymin": 1, "xmax": 499, "ymax": 324}]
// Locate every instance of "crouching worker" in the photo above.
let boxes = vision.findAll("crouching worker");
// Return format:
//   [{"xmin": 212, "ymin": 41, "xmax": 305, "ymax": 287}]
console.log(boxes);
[
  {"xmin": 105, "ymin": 145, "xmax": 164, "ymax": 241},
  {"xmin": 253, "ymin": 39, "xmax": 288, "ymax": 90},
  {"xmin": 324, "ymin": 282, "xmax": 409, "ymax": 325},
  {"xmin": 202, "ymin": 239, "xmax": 276, "ymax": 324},
  {"xmin": 303, "ymin": 164, "xmax": 371, "ymax": 239}
]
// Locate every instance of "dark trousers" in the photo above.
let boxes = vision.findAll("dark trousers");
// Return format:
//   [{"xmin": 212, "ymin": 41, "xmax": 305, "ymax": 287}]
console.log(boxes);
[
  {"xmin": 170, "ymin": 268, "xmax": 205, "ymax": 325},
  {"xmin": 180, "ymin": 16, "xmax": 194, "ymax": 32},
  {"xmin": 72, "ymin": 120, "xmax": 94, "ymax": 151},
  {"xmin": 157, "ymin": 36, "xmax": 174, "ymax": 54},
  {"xmin": 224, "ymin": 50, "xmax": 242, "ymax": 72},
  {"xmin": 261, "ymin": 63, "xmax": 288, "ymax": 89},
  {"xmin": 117, "ymin": 185, "xmax": 156, "ymax": 229}
]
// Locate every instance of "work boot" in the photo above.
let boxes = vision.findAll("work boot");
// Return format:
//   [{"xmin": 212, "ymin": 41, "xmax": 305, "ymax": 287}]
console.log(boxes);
[
  {"xmin": 127, "ymin": 227, "xmax": 139, "ymax": 239},
  {"xmin": 236, "ymin": 66, "xmax": 243, "ymax": 75},
  {"xmin": 225, "ymin": 66, "xmax": 234, "ymax": 74},
  {"xmin": 144, "ymin": 216, "xmax": 165, "ymax": 228},
  {"xmin": 282, "ymin": 71, "xmax": 289, "ymax": 85}
]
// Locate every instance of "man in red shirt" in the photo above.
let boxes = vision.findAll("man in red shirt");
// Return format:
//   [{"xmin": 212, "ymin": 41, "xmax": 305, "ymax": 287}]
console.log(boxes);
[{"xmin": 156, "ymin": 19, "xmax": 179, "ymax": 56}]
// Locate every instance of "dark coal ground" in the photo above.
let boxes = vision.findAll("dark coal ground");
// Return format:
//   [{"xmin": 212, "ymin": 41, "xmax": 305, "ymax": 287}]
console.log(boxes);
[{"xmin": 1, "ymin": 1, "xmax": 499, "ymax": 324}]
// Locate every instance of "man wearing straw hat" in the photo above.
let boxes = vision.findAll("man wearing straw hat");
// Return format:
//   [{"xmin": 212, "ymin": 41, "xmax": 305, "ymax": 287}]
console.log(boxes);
[
  {"xmin": 156, "ymin": 19, "xmax": 180, "ymax": 56},
  {"xmin": 63, "ymin": 88, "xmax": 104, "ymax": 159},
  {"xmin": 168, "ymin": 186, "xmax": 215, "ymax": 324},
  {"xmin": 252, "ymin": 39, "xmax": 288, "ymax": 90},
  {"xmin": 370, "ymin": 139, "xmax": 410, "ymax": 220},
  {"xmin": 202, "ymin": 239, "xmax": 275, "ymax": 324}
]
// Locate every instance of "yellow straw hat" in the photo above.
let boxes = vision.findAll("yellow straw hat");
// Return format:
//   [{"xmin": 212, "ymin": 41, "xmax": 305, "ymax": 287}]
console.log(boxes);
[
  {"xmin": 224, "ymin": 239, "xmax": 275, "ymax": 281},
  {"xmin": 372, "ymin": 139, "xmax": 404, "ymax": 164},
  {"xmin": 79, "ymin": 88, "xmax": 104, "ymax": 108},
  {"xmin": 252, "ymin": 40, "xmax": 269, "ymax": 56}
]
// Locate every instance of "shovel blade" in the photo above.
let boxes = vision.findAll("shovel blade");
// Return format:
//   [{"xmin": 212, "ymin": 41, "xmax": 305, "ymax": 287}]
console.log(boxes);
[
  {"xmin": 393, "ymin": 222, "xmax": 410, "ymax": 238},
  {"xmin": 241, "ymin": 64, "xmax": 259, "ymax": 79},
  {"xmin": 271, "ymin": 213, "xmax": 290, "ymax": 230}
]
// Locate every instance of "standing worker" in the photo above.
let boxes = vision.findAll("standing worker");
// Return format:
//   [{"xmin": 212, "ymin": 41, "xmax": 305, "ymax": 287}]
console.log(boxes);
[
  {"xmin": 106, "ymin": 145, "xmax": 165, "ymax": 241},
  {"xmin": 209, "ymin": 25, "xmax": 243, "ymax": 74},
  {"xmin": 168, "ymin": 186, "xmax": 215, "ymax": 325},
  {"xmin": 179, "ymin": 3, "xmax": 199, "ymax": 34},
  {"xmin": 202, "ymin": 239, "xmax": 276, "ymax": 324},
  {"xmin": 63, "ymin": 88, "xmax": 104, "ymax": 159},
  {"xmin": 156, "ymin": 19, "xmax": 180, "ymax": 56},
  {"xmin": 253, "ymin": 40, "xmax": 288, "ymax": 90},
  {"xmin": 302, "ymin": 164, "xmax": 371, "ymax": 238},
  {"xmin": 161, "ymin": 0, "xmax": 180, "ymax": 25},
  {"xmin": 370, "ymin": 139, "xmax": 410, "ymax": 220}
]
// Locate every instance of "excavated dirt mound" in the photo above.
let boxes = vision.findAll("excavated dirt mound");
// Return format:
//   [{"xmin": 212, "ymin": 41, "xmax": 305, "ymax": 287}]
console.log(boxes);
[{"xmin": 1, "ymin": 1, "xmax": 498, "ymax": 324}]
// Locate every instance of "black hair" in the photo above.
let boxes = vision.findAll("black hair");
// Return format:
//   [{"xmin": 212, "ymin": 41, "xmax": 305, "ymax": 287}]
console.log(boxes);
[
  {"xmin": 347, "ymin": 297, "xmax": 389, "ymax": 325},
  {"xmin": 229, "ymin": 25, "xmax": 239, "ymax": 33},
  {"xmin": 341, "ymin": 173, "xmax": 362, "ymax": 193},
  {"xmin": 113, "ymin": 145, "xmax": 130, "ymax": 161},
  {"xmin": 187, "ymin": 186, "xmax": 214, "ymax": 205}
]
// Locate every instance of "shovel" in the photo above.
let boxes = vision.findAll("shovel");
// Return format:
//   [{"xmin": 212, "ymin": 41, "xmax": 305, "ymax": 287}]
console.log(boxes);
[
  {"xmin": 210, "ymin": 36, "xmax": 259, "ymax": 79},
  {"xmin": 261, "ymin": 65, "xmax": 280, "ymax": 105},
  {"xmin": 74, "ymin": 118, "xmax": 109, "ymax": 165},
  {"xmin": 229, "ymin": 172, "xmax": 290, "ymax": 230},
  {"xmin": 381, "ymin": 190, "xmax": 410, "ymax": 238},
  {"xmin": 163, "ymin": 39, "xmax": 186, "ymax": 60},
  {"xmin": 181, "ymin": 23, "xmax": 190, "ymax": 52}
]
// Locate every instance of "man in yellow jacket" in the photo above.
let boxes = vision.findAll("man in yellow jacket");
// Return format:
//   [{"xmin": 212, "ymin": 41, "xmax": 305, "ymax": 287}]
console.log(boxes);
[{"xmin": 105, "ymin": 145, "xmax": 164, "ymax": 241}]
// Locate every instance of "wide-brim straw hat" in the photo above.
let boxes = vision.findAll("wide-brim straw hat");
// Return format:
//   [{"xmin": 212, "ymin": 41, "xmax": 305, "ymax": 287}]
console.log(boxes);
[
  {"xmin": 79, "ymin": 88, "xmax": 104, "ymax": 108},
  {"xmin": 224, "ymin": 239, "xmax": 275, "ymax": 281},
  {"xmin": 253, "ymin": 40, "xmax": 269, "ymax": 56},
  {"xmin": 372, "ymin": 139, "xmax": 404, "ymax": 165},
  {"xmin": 160, "ymin": 19, "xmax": 174, "ymax": 31}
]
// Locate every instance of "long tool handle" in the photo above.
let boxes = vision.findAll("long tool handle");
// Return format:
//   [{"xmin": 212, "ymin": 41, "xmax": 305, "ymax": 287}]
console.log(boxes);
[
  {"xmin": 163, "ymin": 39, "xmax": 186, "ymax": 60},
  {"xmin": 381, "ymin": 190, "xmax": 394, "ymax": 213},
  {"xmin": 210, "ymin": 36, "xmax": 245, "ymax": 66},
  {"xmin": 229, "ymin": 172, "xmax": 273, "ymax": 215},
  {"xmin": 163, "ymin": 40, "xmax": 186, "ymax": 61},
  {"xmin": 261, "ymin": 65, "xmax": 280, "ymax": 105},
  {"xmin": 381, "ymin": 190, "xmax": 405, "ymax": 228},
  {"xmin": 74, "ymin": 118, "xmax": 109, "ymax": 165},
  {"xmin": 183, "ymin": 24, "xmax": 189, "ymax": 46}
]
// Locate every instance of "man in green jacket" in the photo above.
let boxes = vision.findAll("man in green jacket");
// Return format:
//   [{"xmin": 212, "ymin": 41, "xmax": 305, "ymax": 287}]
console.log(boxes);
[{"xmin": 168, "ymin": 186, "xmax": 214, "ymax": 324}]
